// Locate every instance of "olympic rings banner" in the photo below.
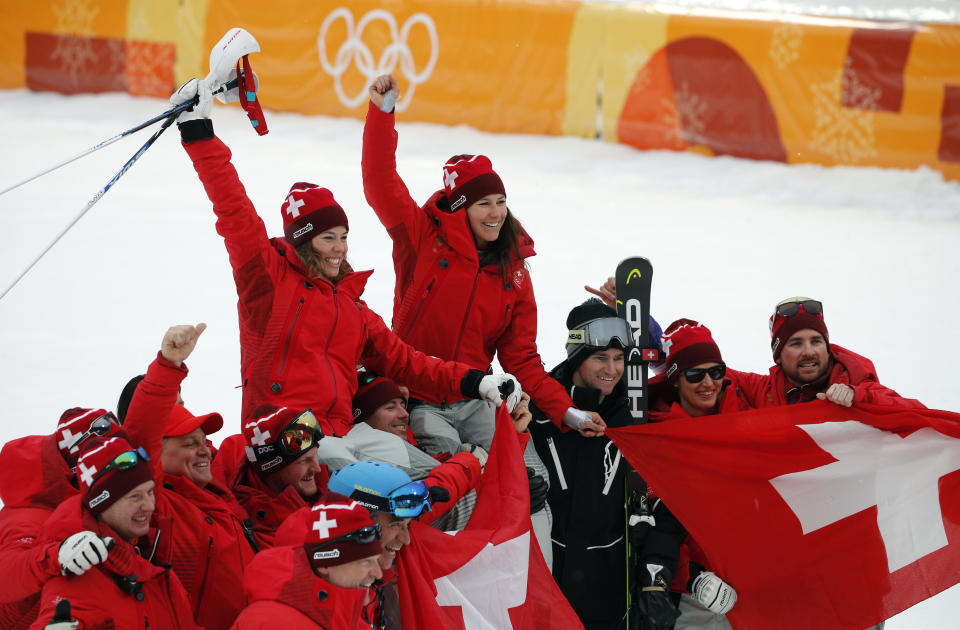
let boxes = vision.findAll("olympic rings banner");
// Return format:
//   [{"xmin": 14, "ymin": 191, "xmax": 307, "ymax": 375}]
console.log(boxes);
[{"xmin": 2, "ymin": 0, "xmax": 959, "ymax": 180}]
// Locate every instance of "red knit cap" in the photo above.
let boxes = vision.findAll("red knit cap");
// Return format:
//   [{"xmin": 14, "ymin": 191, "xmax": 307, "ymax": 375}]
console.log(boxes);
[
  {"xmin": 442, "ymin": 155, "xmax": 505, "ymax": 212},
  {"xmin": 661, "ymin": 319, "xmax": 724, "ymax": 383},
  {"xmin": 281, "ymin": 182, "xmax": 349, "ymax": 246},
  {"xmin": 55, "ymin": 408, "xmax": 119, "ymax": 468},
  {"xmin": 282, "ymin": 499, "xmax": 382, "ymax": 569},
  {"xmin": 76, "ymin": 433, "xmax": 153, "ymax": 517},
  {"xmin": 769, "ymin": 299, "xmax": 829, "ymax": 361},
  {"xmin": 353, "ymin": 376, "xmax": 404, "ymax": 424},
  {"xmin": 243, "ymin": 404, "xmax": 321, "ymax": 476}
]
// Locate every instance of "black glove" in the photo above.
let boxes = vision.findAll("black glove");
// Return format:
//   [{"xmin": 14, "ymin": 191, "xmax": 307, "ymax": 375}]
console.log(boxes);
[
  {"xmin": 44, "ymin": 599, "xmax": 78, "ymax": 630},
  {"xmin": 638, "ymin": 563, "xmax": 680, "ymax": 630},
  {"xmin": 427, "ymin": 486, "xmax": 450, "ymax": 504},
  {"xmin": 527, "ymin": 467, "xmax": 548, "ymax": 514}
]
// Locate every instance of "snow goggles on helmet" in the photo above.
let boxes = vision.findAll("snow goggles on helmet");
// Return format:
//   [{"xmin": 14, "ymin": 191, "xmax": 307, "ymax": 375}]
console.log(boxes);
[
  {"xmin": 278, "ymin": 409, "xmax": 324, "ymax": 457},
  {"xmin": 70, "ymin": 412, "xmax": 119, "ymax": 452},
  {"xmin": 387, "ymin": 480, "xmax": 432, "ymax": 518},
  {"xmin": 304, "ymin": 524, "xmax": 381, "ymax": 571},
  {"xmin": 567, "ymin": 317, "xmax": 634, "ymax": 353},
  {"xmin": 681, "ymin": 364, "xmax": 726, "ymax": 384},
  {"xmin": 774, "ymin": 298, "xmax": 823, "ymax": 318},
  {"xmin": 91, "ymin": 446, "xmax": 150, "ymax": 485}
]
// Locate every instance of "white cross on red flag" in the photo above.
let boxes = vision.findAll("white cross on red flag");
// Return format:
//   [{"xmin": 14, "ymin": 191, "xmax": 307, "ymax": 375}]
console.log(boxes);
[
  {"xmin": 607, "ymin": 400, "xmax": 960, "ymax": 630},
  {"xmin": 397, "ymin": 406, "xmax": 583, "ymax": 629}
]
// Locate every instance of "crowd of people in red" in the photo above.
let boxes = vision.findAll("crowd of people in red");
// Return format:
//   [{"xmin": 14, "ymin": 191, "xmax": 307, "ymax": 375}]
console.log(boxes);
[{"xmin": 0, "ymin": 73, "xmax": 925, "ymax": 630}]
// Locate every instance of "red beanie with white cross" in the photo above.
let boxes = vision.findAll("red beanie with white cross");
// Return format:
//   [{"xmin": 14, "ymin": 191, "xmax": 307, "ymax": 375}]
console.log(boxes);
[
  {"xmin": 77, "ymin": 433, "xmax": 153, "ymax": 517},
  {"xmin": 442, "ymin": 155, "xmax": 505, "ymax": 212},
  {"xmin": 661, "ymin": 319, "xmax": 723, "ymax": 384},
  {"xmin": 283, "ymin": 500, "xmax": 382, "ymax": 569},
  {"xmin": 56, "ymin": 408, "xmax": 119, "ymax": 468},
  {"xmin": 242, "ymin": 404, "xmax": 311, "ymax": 476},
  {"xmin": 281, "ymin": 182, "xmax": 349, "ymax": 246}
]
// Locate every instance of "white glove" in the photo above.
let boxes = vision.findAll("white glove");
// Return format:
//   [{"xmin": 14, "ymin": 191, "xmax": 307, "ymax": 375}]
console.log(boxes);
[
  {"xmin": 170, "ymin": 77, "xmax": 213, "ymax": 122},
  {"xmin": 562, "ymin": 407, "xmax": 593, "ymax": 430},
  {"xmin": 477, "ymin": 374, "xmax": 522, "ymax": 411},
  {"xmin": 59, "ymin": 531, "xmax": 110, "ymax": 576},
  {"xmin": 690, "ymin": 571, "xmax": 737, "ymax": 614},
  {"xmin": 459, "ymin": 443, "xmax": 488, "ymax": 467}
]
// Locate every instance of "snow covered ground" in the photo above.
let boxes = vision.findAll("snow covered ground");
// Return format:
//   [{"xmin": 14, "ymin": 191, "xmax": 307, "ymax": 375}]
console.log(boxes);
[{"xmin": 1, "ymin": 84, "xmax": 959, "ymax": 626}]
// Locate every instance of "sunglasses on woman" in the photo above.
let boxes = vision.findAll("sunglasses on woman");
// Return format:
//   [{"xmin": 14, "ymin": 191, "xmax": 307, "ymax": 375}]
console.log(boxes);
[{"xmin": 681, "ymin": 364, "xmax": 726, "ymax": 384}]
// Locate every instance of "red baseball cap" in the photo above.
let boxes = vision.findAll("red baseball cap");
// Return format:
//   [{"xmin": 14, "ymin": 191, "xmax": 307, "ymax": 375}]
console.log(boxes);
[{"xmin": 164, "ymin": 404, "xmax": 223, "ymax": 438}]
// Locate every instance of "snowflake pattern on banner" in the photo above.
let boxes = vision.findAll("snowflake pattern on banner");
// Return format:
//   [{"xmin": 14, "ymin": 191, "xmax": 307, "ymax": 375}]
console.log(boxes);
[
  {"xmin": 50, "ymin": 0, "xmax": 101, "ymax": 90},
  {"xmin": 769, "ymin": 23, "xmax": 803, "ymax": 70},
  {"xmin": 808, "ymin": 59, "xmax": 878, "ymax": 164},
  {"xmin": 127, "ymin": 42, "xmax": 175, "ymax": 97},
  {"xmin": 674, "ymin": 80, "xmax": 708, "ymax": 146}
]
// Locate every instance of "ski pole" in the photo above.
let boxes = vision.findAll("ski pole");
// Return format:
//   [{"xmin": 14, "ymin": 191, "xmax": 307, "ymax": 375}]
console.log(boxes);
[
  {"xmin": 0, "ymin": 114, "xmax": 178, "ymax": 303},
  {"xmin": 0, "ymin": 78, "xmax": 237, "ymax": 198}
]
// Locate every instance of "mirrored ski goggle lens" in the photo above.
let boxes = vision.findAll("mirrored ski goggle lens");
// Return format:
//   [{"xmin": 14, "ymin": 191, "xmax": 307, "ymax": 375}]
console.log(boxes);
[
  {"xmin": 567, "ymin": 317, "xmax": 634, "ymax": 349},
  {"xmin": 280, "ymin": 410, "xmax": 322, "ymax": 454},
  {"xmin": 389, "ymin": 480, "xmax": 431, "ymax": 517}
]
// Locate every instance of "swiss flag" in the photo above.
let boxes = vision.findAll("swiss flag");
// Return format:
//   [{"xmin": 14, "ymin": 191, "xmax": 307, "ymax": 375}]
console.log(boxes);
[
  {"xmin": 607, "ymin": 401, "xmax": 960, "ymax": 630},
  {"xmin": 397, "ymin": 406, "xmax": 584, "ymax": 629}
]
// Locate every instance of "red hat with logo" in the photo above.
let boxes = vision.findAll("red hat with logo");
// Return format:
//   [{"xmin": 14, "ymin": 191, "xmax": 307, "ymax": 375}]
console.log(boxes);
[
  {"xmin": 280, "ymin": 499, "xmax": 382, "ymax": 570},
  {"xmin": 76, "ymin": 433, "xmax": 153, "ymax": 517},
  {"xmin": 281, "ymin": 182, "xmax": 349, "ymax": 246},
  {"xmin": 164, "ymin": 404, "xmax": 223, "ymax": 438},
  {"xmin": 661, "ymin": 319, "xmax": 724, "ymax": 383},
  {"xmin": 769, "ymin": 297, "xmax": 829, "ymax": 361},
  {"xmin": 442, "ymin": 155, "xmax": 505, "ymax": 212},
  {"xmin": 242, "ymin": 404, "xmax": 323, "ymax": 476},
  {"xmin": 55, "ymin": 408, "xmax": 120, "ymax": 468},
  {"xmin": 352, "ymin": 375, "xmax": 404, "ymax": 424}
]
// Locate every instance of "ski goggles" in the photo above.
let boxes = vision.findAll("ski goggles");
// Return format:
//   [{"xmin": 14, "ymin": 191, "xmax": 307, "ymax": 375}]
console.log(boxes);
[
  {"xmin": 387, "ymin": 480, "xmax": 432, "ymax": 518},
  {"xmin": 567, "ymin": 317, "xmax": 634, "ymax": 352},
  {"xmin": 681, "ymin": 364, "xmax": 726, "ymax": 384},
  {"xmin": 774, "ymin": 298, "xmax": 823, "ymax": 318},
  {"xmin": 278, "ymin": 409, "xmax": 324, "ymax": 457},
  {"xmin": 69, "ymin": 412, "xmax": 119, "ymax": 452},
  {"xmin": 91, "ymin": 446, "xmax": 150, "ymax": 485}
]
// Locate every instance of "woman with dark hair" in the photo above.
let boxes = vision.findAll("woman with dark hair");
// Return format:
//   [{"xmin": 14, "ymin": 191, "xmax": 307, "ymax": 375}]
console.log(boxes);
[
  {"xmin": 361, "ymin": 75, "xmax": 605, "ymax": 457},
  {"xmin": 169, "ymin": 78, "xmax": 518, "ymax": 438}
]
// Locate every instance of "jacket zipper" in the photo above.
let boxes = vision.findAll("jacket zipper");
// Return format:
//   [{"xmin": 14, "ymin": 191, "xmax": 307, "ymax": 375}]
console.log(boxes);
[
  {"xmin": 323, "ymin": 287, "xmax": 340, "ymax": 417},
  {"xmin": 400, "ymin": 278, "xmax": 435, "ymax": 339},
  {"xmin": 277, "ymin": 297, "xmax": 305, "ymax": 377},
  {"xmin": 546, "ymin": 437, "xmax": 568, "ymax": 490},
  {"xmin": 451, "ymin": 271, "xmax": 481, "ymax": 363}
]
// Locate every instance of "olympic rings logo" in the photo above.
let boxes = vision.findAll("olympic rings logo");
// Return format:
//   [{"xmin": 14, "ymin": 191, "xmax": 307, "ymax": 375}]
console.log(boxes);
[{"xmin": 317, "ymin": 8, "xmax": 439, "ymax": 111}]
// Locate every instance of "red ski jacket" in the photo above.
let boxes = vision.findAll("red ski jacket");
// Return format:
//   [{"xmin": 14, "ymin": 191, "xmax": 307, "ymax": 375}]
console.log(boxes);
[
  {"xmin": 0, "ymin": 435, "xmax": 78, "ymax": 630},
  {"xmin": 361, "ymin": 103, "xmax": 574, "ymax": 426},
  {"xmin": 730, "ymin": 344, "xmax": 925, "ymax": 409},
  {"xmin": 30, "ymin": 496, "xmax": 202, "ymax": 630},
  {"xmin": 183, "ymin": 136, "xmax": 472, "ymax": 435},
  {"xmin": 123, "ymin": 353, "xmax": 257, "ymax": 630},
  {"xmin": 229, "ymin": 545, "xmax": 370, "ymax": 630}
]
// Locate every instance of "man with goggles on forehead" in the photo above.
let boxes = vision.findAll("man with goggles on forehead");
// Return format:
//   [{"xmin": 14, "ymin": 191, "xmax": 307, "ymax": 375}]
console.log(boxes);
[
  {"xmin": 30, "ymin": 432, "xmax": 202, "ymax": 629},
  {"xmin": 328, "ymin": 461, "xmax": 442, "ymax": 630},
  {"xmin": 733, "ymin": 297, "xmax": 924, "ymax": 410},
  {"xmin": 117, "ymin": 323, "xmax": 259, "ymax": 630},
  {"xmin": 232, "ymin": 499, "xmax": 383, "ymax": 628},
  {"xmin": 0, "ymin": 408, "xmax": 120, "ymax": 629}
]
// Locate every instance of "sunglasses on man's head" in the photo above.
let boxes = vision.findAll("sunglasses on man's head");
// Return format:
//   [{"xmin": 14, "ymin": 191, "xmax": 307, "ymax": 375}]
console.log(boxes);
[
  {"xmin": 681, "ymin": 364, "xmax": 726, "ymax": 384},
  {"xmin": 90, "ymin": 446, "xmax": 150, "ymax": 485},
  {"xmin": 775, "ymin": 298, "xmax": 823, "ymax": 318},
  {"xmin": 69, "ymin": 412, "xmax": 119, "ymax": 452}
]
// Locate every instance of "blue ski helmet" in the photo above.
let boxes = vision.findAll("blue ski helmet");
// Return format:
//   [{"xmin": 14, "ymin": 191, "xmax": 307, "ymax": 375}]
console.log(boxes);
[{"xmin": 328, "ymin": 461, "xmax": 432, "ymax": 518}]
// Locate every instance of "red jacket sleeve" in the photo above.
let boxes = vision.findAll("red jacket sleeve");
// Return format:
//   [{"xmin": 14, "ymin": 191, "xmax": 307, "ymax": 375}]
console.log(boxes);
[
  {"xmin": 851, "ymin": 381, "xmax": 927, "ymax": 409},
  {"xmin": 0, "ymin": 509, "xmax": 60, "ymax": 603},
  {"xmin": 419, "ymin": 452, "xmax": 482, "ymax": 525},
  {"xmin": 496, "ymin": 270, "xmax": 574, "ymax": 427},
  {"xmin": 361, "ymin": 101, "xmax": 432, "ymax": 304},
  {"xmin": 123, "ymin": 353, "xmax": 189, "ymax": 479},
  {"xmin": 358, "ymin": 304, "xmax": 471, "ymax": 403},
  {"xmin": 183, "ymin": 136, "xmax": 285, "ymax": 285}
]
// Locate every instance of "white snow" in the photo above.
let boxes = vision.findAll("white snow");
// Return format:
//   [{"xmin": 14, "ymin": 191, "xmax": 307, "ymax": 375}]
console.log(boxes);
[{"xmin": 1, "ymin": 87, "xmax": 958, "ymax": 626}]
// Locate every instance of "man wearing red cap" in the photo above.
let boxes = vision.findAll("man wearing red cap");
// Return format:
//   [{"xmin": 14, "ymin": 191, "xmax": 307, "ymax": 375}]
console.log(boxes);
[
  {"xmin": 29, "ymin": 433, "xmax": 201, "ymax": 630},
  {"xmin": 121, "ymin": 322, "xmax": 258, "ymax": 630},
  {"xmin": 230, "ymin": 499, "xmax": 384, "ymax": 629},
  {"xmin": 735, "ymin": 297, "xmax": 924, "ymax": 409},
  {"xmin": 0, "ymin": 407, "xmax": 120, "ymax": 629}
]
